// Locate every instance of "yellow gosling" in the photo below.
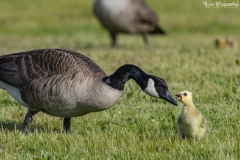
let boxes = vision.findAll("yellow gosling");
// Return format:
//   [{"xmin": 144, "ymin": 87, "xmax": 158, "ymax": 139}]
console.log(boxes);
[
  {"xmin": 215, "ymin": 36, "xmax": 238, "ymax": 50},
  {"xmin": 176, "ymin": 90, "xmax": 207, "ymax": 140},
  {"xmin": 215, "ymin": 37, "xmax": 227, "ymax": 48}
]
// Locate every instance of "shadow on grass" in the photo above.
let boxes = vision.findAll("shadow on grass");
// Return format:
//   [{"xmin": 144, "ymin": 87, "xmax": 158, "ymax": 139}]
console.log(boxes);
[
  {"xmin": 0, "ymin": 120, "xmax": 62, "ymax": 134},
  {"xmin": 1, "ymin": 117, "xmax": 121, "ymax": 134}
]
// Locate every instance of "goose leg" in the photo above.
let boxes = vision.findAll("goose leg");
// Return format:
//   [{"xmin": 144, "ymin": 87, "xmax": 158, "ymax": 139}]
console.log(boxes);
[
  {"xmin": 143, "ymin": 33, "xmax": 149, "ymax": 47},
  {"xmin": 63, "ymin": 117, "xmax": 71, "ymax": 134},
  {"xmin": 21, "ymin": 110, "xmax": 39, "ymax": 133},
  {"xmin": 181, "ymin": 135, "xmax": 186, "ymax": 139},
  {"xmin": 110, "ymin": 32, "xmax": 117, "ymax": 47}
]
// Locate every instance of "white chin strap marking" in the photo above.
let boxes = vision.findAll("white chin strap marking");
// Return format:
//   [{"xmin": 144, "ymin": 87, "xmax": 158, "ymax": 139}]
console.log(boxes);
[{"xmin": 144, "ymin": 78, "xmax": 159, "ymax": 98}]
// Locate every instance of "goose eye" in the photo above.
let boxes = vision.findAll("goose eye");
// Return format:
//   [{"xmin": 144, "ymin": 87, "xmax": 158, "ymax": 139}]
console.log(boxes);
[
  {"xmin": 156, "ymin": 83, "xmax": 161, "ymax": 88},
  {"xmin": 184, "ymin": 93, "xmax": 187, "ymax": 96}
]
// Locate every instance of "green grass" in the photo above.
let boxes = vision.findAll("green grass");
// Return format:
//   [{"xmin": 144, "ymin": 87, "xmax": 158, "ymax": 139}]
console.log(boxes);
[{"xmin": 0, "ymin": 0, "xmax": 240, "ymax": 159}]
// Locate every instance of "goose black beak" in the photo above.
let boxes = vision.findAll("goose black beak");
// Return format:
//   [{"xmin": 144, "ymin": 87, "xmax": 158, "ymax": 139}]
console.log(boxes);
[{"xmin": 162, "ymin": 91, "xmax": 178, "ymax": 106}]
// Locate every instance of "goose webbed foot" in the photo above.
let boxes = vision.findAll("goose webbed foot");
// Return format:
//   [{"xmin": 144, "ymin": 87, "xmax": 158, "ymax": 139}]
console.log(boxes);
[
  {"xmin": 63, "ymin": 117, "xmax": 71, "ymax": 134},
  {"xmin": 21, "ymin": 110, "xmax": 39, "ymax": 134}
]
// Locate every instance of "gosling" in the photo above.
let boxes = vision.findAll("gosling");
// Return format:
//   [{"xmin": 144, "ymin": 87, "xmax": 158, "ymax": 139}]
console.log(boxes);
[
  {"xmin": 176, "ymin": 90, "xmax": 207, "ymax": 140},
  {"xmin": 215, "ymin": 36, "xmax": 238, "ymax": 50}
]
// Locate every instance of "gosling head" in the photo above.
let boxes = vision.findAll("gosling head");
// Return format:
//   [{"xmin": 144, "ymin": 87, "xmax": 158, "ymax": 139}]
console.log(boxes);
[
  {"xmin": 175, "ymin": 90, "xmax": 193, "ymax": 105},
  {"xmin": 143, "ymin": 76, "xmax": 178, "ymax": 106},
  {"xmin": 215, "ymin": 37, "xmax": 227, "ymax": 48}
]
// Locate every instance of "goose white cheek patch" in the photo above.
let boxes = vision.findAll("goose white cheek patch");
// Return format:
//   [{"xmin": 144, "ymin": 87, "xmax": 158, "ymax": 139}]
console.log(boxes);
[{"xmin": 144, "ymin": 78, "xmax": 159, "ymax": 98}]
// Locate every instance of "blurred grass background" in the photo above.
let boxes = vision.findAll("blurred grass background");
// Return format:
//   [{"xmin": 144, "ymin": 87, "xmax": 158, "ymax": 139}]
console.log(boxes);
[{"xmin": 0, "ymin": 0, "xmax": 240, "ymax": 159}]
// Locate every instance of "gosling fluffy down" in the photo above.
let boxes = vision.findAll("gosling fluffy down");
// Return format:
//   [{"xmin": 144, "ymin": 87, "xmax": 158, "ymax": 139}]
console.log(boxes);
[{"xmin": 176, "ymin": 90, "xmax": 207, "ymax": 140}]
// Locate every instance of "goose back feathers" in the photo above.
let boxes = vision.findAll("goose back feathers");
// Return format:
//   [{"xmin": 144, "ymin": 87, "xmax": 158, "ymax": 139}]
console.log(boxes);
[
  {"xmin": 0, "ymin": 49, "xmax": 105, "ymax": 88},
  {"xmin": 0, "ymin": 49, "xmax": 177, "ymax": 133}
]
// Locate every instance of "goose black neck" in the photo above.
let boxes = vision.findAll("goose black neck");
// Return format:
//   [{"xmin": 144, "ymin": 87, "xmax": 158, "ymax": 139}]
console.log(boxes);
[{"xmin": 103, "ymin": 64, "xmax": 148, "ymax": 91}]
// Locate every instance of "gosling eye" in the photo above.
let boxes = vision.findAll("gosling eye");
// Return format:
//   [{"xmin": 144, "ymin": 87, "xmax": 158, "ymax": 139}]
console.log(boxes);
[{"xmin": 184, "ymin": 93, "xmax": 187, "ymax": 96}]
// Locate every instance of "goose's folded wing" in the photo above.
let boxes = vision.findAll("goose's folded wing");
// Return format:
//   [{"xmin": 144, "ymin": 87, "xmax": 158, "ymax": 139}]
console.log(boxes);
[
  {"xmin": 0, "ymin": 49, "xmax": 105, "ymax": 89},
  {"xmin": 135, "ymin": 0, "xmax": 159, "ymax": 25}
]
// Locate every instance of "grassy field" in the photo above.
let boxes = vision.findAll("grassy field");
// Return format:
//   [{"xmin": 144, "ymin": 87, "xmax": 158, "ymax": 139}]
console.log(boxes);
[{"xmin": 0, "ymin": 0, "xmax": 240, "ymax": 159}]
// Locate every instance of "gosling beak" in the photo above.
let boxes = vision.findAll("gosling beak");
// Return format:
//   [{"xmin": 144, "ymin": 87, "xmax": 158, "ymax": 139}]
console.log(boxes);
[
  {"xmin": 162, "ymin": 91, "xmax": 178, "ymax": 106},
  {"xmin": 175, "ymin": 94, "xmax": 182, "ymax": 101}
]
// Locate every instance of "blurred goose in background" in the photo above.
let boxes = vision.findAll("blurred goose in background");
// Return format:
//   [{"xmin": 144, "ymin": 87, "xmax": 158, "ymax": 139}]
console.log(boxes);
[
  {"xmin": 93, "ymin": 0, "xmax": 166, "ymax": 47},
  {"xmin": 176, "ymin": 90, "xmax": 207, "ymax": 140},
  {"xmin": 0, "ymin": 49, "xmax": 177, "ymax": 133}
]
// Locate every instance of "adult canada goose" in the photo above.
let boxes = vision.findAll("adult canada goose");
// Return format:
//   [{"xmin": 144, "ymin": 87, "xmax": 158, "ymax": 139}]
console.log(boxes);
[
  {"xmin": 93, "ymin": 0, "xmax": 166, "ymax": 47},
  {"xmin": 176, "ymin": 90, "xmax": 207, "ymax": 140},
  {"xmin": 0, "ymin": 49, "xmax": 177, "ymax": 133}
]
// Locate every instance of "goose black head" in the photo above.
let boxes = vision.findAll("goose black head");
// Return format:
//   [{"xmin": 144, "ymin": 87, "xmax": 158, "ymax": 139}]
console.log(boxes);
[
  {"xmin": 103, "ymin": 64, "xmax": 178, "ymax": 106},
  {"xmin": 143, "ymin": 76, "xmax": 178, "ymax": 106}
]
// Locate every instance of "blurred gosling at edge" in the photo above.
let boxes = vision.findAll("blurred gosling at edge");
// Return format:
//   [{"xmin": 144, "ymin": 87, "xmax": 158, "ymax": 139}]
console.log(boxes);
[
  {"xmin": 215, "ymin": 36, "xmax": 238, "ymax": 50},
  {"xmin": 176, "ymin": 90, "xmax": 207, "ymax": 140}
]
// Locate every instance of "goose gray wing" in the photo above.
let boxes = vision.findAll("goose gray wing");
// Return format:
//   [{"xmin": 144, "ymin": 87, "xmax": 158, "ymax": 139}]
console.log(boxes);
[
  {"xmin": 134, "ymin": 0, "xmax": 159, "ymax": 26},
  {"xmin": 0, "ymin": 49, "xmax": 106, "ymax": 89}
]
